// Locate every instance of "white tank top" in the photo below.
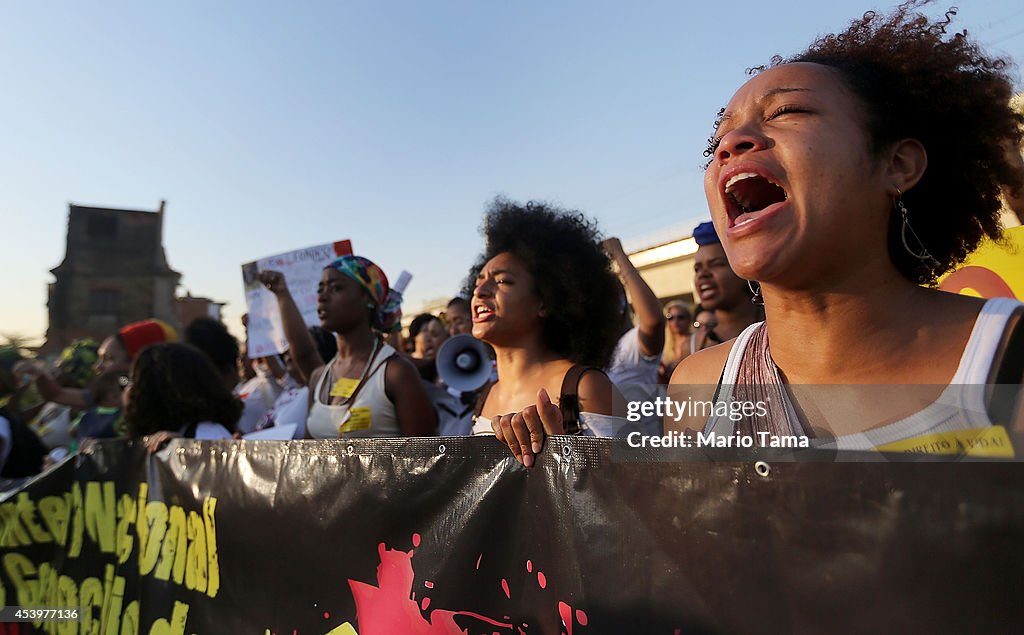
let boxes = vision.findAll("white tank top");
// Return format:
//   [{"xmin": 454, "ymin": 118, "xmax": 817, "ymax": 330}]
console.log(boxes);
[
  {"xmin": 306, "ymin": 343, "xmax": 400, "ymax": 439},
  {"xmin": 706, "ymin": 297, "xmax": 1022, "ymax": 449},
  {"xmin": 471, "ymin": 412, "xmax": 638, "ymax": 437}
]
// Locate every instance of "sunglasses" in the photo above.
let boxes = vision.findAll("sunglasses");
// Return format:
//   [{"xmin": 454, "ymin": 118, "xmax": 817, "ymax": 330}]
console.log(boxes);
[
  {"xmin": 665, "ymin": 314, "xmax": 690, "ymax": 321},
  {"xmin": 693, "ymin": 320, "xmax": 717, "ymax": 330}
]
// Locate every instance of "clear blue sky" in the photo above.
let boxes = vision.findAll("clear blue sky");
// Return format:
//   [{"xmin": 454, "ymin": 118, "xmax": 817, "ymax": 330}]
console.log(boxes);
[{"xmin": 2, "ymin": 0, "xmax": 1022, "ymax": 344}]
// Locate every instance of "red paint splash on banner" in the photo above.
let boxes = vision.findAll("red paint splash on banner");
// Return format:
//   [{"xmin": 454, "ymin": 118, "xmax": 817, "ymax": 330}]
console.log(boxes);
[
  {"xmin": 348, "ymin": 541, "xmax": 515, "ymax": 634},
  {"xmin": 342, "ymin": 536, "xmax": 589, "ymax": 634},
  {"xmin": 557, "ymin": 601, "xmax": 587, "ymax": 635},
  {"xmin": 559, "ymin": 601, "xmax": 573, "ymax": 635}
]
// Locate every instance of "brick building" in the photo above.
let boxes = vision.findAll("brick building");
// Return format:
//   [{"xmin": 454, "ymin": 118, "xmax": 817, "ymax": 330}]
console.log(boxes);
[
  {"xmin": 42, "ymin": 201, "xmax": 181, "ymax": 353},
  {"xmin": 175, "ymin": 292, "xmax": 225, "ymax": 328}
]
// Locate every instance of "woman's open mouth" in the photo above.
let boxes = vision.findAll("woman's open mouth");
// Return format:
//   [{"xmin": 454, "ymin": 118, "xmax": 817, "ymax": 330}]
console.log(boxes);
[
  {"xmin": 472, "ymin": 304, "xmax": 495, "ymax": 323},
  {"xmin": 721, "ymin": 168, "xmax": 789, "ymax": 228},
  {"xmin": 697, "ymin": 281, "xmax": 719, "ymax": 302}
]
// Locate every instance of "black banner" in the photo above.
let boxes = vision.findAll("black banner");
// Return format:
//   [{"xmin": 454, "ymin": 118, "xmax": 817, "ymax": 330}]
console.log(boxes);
[{"xmin": 1, "ymin": 437, "xmax": 1022, "ymax": 634}]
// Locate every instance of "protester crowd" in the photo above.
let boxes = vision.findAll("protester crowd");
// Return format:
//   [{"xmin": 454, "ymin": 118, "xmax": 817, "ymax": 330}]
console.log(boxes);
[{"xmin": 2, "ymin": 2, "xmax": 1023, "ymax": 478}]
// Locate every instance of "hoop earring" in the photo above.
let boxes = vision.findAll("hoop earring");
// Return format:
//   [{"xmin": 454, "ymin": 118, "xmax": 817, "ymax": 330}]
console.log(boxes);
[
  {"xmin": 896, "ymin": 188, "xmax": 940, "ymax": 274},
  {"xmin": 747, "ymin": 280, "xmax": 763, "ymax": 306}
]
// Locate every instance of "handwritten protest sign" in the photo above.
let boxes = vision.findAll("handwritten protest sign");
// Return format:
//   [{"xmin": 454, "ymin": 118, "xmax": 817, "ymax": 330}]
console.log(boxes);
[{"xmin": 242, "ymin": 240, "xmax": 352, "ymax": 357}]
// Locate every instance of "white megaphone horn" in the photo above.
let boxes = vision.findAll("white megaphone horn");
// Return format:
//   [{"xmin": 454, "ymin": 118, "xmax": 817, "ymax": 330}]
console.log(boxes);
[{"xmin": 436, "ymin": 334, "xmax": 491, "ymax": 393}]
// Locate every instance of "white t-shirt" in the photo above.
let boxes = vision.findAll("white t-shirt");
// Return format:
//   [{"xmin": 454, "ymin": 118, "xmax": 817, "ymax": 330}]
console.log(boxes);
[
  {"xmin": 471, "ymin": 412, "xmax": 640, "ymax": 437},
  {"xmin": 266, "ymin": 386, "xmax": 310, "ymax": 439},
  {"xmin": 177, "ymin": 422, "xmax": 234, "ymax": 440},
  {"xmin": 606, "ymin": 326, "xmax": 663, "ymax": 435},
  {"xmin": 235, "ymin": 373, "xmax": 284, "ymax": 434},
  {"xmin": 606, "ymin": 327, "xmax": 661, "ymax": 385}
]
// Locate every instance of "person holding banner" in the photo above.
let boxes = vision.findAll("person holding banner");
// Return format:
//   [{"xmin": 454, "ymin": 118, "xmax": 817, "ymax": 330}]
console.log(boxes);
[
  {"xmin": 124, "ymin": 343, "xmax": 242, "ymax": 452},
  {"xmin": 469, "ymin": 198, "xmax": 625, "ymax": 466},
  {"xmin": 259, "ymin": 255, "xmax": 436, "ymax": 438},
  {"xmin": 669, "ymin": 2, "xmax": 1024, "ymax": 448}
]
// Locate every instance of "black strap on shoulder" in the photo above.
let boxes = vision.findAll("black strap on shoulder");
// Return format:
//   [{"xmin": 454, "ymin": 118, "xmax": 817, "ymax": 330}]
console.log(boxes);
[
  {"xmin": 475, "ymin": 364, "xmax": 604, "ymax": 433},
  {"xmin": 182, "ymin": 421, "xmax": 200, "ymax": 439},
  {"xmin": 711, "ymin": 366, "xmax": 726, "ymax": 403},
  {"xmin": 559, "ymin": 364, "xmax": 593, "ymax": 435}
]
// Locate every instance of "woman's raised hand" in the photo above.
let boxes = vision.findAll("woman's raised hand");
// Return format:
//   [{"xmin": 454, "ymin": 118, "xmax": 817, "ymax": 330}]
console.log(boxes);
[
  {"xmin": 492, "ymin": 388, "xmax": 562, "ymax": 468},
  {"xmin": 258, "ymin": 270, "xmax": 289, "ymax": 296}
]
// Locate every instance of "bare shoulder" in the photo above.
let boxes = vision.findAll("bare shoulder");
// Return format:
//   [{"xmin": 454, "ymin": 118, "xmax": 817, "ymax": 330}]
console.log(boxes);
[
  {"xmin": 663, "ymin": 340, "xmax": 733, "ymax": 433},
  {"xmin": 669, "ymin": 338, "xmax": 733, "ymax": 386},
  {"xmin": 577, "ymin": 368, "xmax": 616, "ymax": 416},
  {"xmin": 579, "ymin": 367, "xmax": 614, "ymax": 391},
  {"xmin": 308, "ymin": 364, "xmax": 327, "ymax": 388},
  {"xmin": 926, "ymin": 289, "xmax": 989, "ymax": 324},
  {"xmin": 383, "ymin": 354, "xmax": 422, "ymax": 393}
]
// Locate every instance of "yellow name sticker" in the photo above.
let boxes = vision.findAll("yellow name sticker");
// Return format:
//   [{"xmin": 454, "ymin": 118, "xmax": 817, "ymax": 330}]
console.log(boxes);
[
  {"xmin": 339, "ymin": 407, "xmax": 372, "ymax": 434},
  {"xmin": 330, "ymin": 378, "xmax": 361, "ymax": 398},
  {"xmin": 877, "ymin": 426, "xmax": 1014, "ymax": 458}
]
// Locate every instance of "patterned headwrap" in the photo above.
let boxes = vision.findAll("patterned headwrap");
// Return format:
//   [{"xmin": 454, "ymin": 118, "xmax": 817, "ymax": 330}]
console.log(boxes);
[
  {"xmin": 56, "ymin": 338, "xmax": 100, "ymax": 388},
  {"xmin": 325, "ymin": 255, "xmax": 404, "ymax": 333},
  {"xmin": 118, "ymin": 319, "xmax": 179, "ymax": 360}
]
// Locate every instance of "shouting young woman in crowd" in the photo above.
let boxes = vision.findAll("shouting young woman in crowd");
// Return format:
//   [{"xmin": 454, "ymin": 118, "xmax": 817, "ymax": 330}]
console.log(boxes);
[
  {"xmin": 469, "ymin": 198, "xmax": 623, "ymax": 465},
  {"xmin": 670, "ymin": 2, "xmax": 1024, "ymax": 448}
]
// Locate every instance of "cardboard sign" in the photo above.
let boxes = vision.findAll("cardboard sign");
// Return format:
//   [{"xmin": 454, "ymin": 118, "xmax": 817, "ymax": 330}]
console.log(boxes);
[{"xmin": 242, "ymin": 240, "xmax": 352, "ymax": 357}]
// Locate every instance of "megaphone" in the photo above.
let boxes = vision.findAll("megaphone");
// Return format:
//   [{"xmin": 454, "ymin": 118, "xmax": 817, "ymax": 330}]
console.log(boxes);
[{"xmin": 436, "ymin": 334, "xmax": 492, "ymax": 393}]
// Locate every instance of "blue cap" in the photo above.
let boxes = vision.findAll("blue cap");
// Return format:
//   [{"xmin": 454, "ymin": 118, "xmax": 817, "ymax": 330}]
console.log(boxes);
[{"xmin": 692, "ymin": 221, "xmax": 720, "ymax": 246}]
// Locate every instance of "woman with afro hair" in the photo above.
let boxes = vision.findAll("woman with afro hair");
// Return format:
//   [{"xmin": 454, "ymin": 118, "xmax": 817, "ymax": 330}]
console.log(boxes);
[
  {"xmin": 123, "ymin": 343, "xmax": 242, "ymax": 453},
  {"xmin": 468, "ymin": 197, "xmax": 625, "ymax": 466},
  {"xmin": 670, "ymin": 1, "xmax": 1024, "ymax": 449}
]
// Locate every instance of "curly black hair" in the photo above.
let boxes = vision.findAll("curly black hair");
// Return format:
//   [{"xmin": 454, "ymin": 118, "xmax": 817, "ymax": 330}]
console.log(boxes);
[
  {"xmin": 465, "ymin": 197, "xmax": 621, "ymax": 369},
  {"xmin": 754, "ymin": 0, "xmax": 1022, "ymax": 285},
  {"xmin": 124, "ymin": 343, "xmax": 242, "ymax": 437},
  {"xmin": 409, "ymin": 313, "xmax": 442, "ymax": 339},
  {"xmin": 184, "ymin": 317, "xmax": 239, "ymax": 376}
]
